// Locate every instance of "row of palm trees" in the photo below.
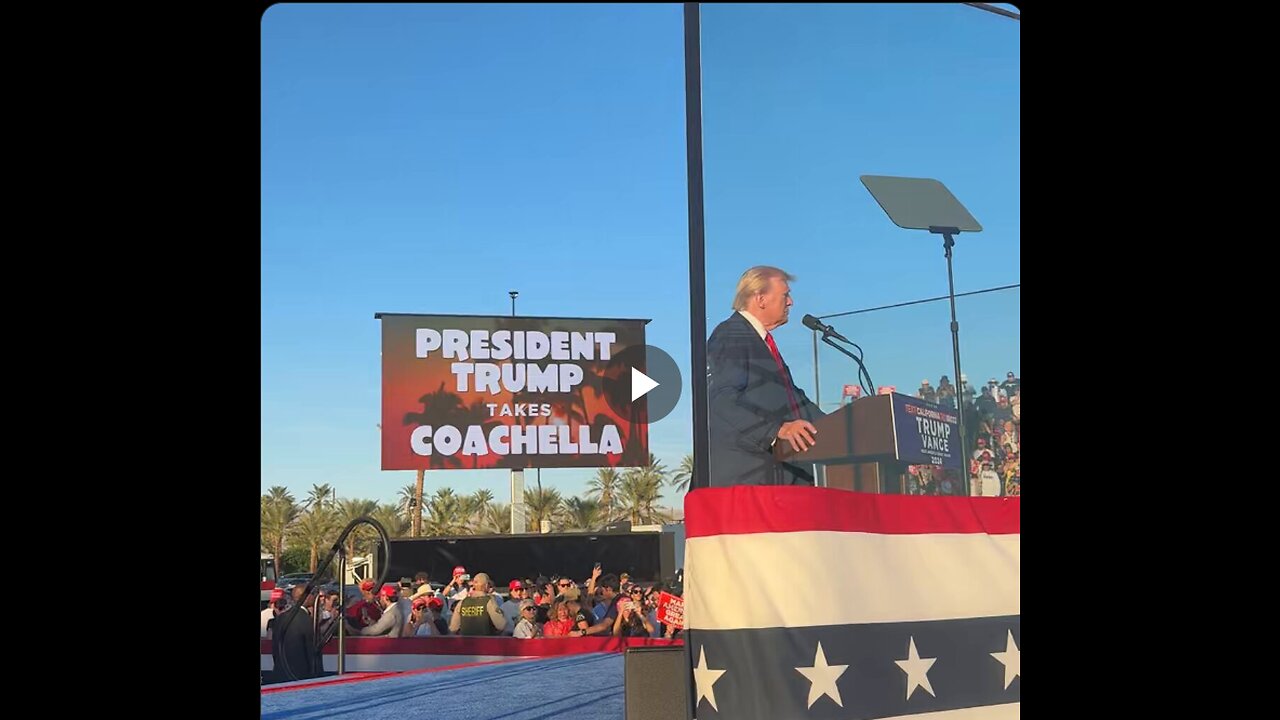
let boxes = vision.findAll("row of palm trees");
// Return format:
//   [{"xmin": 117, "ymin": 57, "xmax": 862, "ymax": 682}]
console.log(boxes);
[{"xmin": 261, "ymin": 453, "xmax": 695, "ymax": 573}]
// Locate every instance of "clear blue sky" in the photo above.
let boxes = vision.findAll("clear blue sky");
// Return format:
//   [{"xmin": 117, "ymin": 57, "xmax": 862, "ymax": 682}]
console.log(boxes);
[{"xmin": 261, "ymin": 4, "xmax": 1019, "ymax": 508}]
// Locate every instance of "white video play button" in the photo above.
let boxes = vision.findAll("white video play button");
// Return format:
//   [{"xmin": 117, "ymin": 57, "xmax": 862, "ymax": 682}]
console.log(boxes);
[
  {"xmin": 631, "ymin": 367, "xmax": 660, "ymax": 401},
  {"xmin": 603, "ymin": 345, "xmax": 683, "ymax": 423}
]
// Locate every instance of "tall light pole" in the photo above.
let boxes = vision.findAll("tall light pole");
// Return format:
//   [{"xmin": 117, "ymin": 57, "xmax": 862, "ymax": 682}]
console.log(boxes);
[{"xmin": 508, "ymin": 290, "xmax": 527, "ymax": 534}]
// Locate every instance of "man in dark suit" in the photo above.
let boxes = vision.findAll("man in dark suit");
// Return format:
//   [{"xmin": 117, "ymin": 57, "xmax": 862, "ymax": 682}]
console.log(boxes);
[{"xmin": 708, "ymin": 266, "xmax": 824, "ymax": 486}]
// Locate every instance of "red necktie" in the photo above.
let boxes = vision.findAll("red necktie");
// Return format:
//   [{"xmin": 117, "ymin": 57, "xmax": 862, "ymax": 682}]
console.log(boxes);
[{"xmin": 764, "ymin": 332, "xmax": 801, "ymax": 419}]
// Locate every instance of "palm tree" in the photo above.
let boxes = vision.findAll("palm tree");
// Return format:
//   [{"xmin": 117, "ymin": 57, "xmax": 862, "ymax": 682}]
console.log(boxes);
[
  {"xmin": 398, "ymin": 484, "xmax": 423, "ymax": 533},
  {"xmin": 670, "ymin": 453, "xmax": 695, "ymax": 493},
  {"xmin": 293, "ymin": 504, "xmax": 339, "ymax": 574},
  {"xmin": 467, "ymin": 489, "xmax": 495, "ymax": 530},
  {"xmin": 620, "ymin": 454, "xmax": 670, "ymax": 525},
  {"xmin": 372, "ymin": 502, "xmax": 408, "ymax": 539},
  {"xmin": 456, "ymin": 493, "xmax": 481, "ymax": 534},
  {"xmin": 336, "ymin": 497, "xmax": 379, "ymax": 561},
  {"xmin": 571, "ymin": 362, "xmax": 608, "ymax": 435},
  {"xmin": 587, "ymin": 467, "xmax": 621, "ymax": 525},
  {"xmin": 404, "ymin": 383, "xmax": 465, "ymax": 427},
  {"xmin": 562, "ymin": 496, "xmax": 601, "ymax": 531},
  {"xmin": 261, "ymin": 487, "xmax": 299, "ymax": 568},
  {"xmin": 485, "ymin": 502, "xmax": 512, "ymax": 534},
  {"xmin": 618, "ymin": 472, "xmax": 646, "ymax": 525},
  {"xmin": 413, "ymin": 469, "xmax": 425, "ymax": 537},
  {"xmin": 264, "ymin": 486, "xmax": 294, "ymax": 506},
  {"xmin": 636, "ymin": 453, "xmax": 669, "ymax": 519},
  {"xmin": 401, "ymin": 383, "xmax": 469, "ymax": 523},
  {"xmin": 424, "ymin": 487, "xmax": 468, "ymax": 536},
  {"xmin": 403, "ymin": 384, "xmax": 467, "ymax": 470},
  {"xmin": 305, "ymin": 484, "xmax": 335, "ymax": 512},
  {"xmin": 637, "ymin": 452, "xmax": 668, "ymax": 480},
  {"xmin": 524, "ymin": 487, "xmax": 564, "ymax": 531}
]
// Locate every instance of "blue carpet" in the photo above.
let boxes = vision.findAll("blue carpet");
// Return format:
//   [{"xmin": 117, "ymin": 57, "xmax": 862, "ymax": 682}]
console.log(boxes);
[{"xmin": 261, "ymin": 653, "xmax": 625, "ymax": 720}]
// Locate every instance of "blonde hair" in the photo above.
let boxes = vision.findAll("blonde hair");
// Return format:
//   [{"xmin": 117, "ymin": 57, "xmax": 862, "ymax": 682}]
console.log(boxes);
[
  {"xmin": 551, "ymin": 598, "xmax": 568, "ymax": 619},
  {"xmin": 732, "ymin": 266, "xmax": 795, "ymax": 311}
]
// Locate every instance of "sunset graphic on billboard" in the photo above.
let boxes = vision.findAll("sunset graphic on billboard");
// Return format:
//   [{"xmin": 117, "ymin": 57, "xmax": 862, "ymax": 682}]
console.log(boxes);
[{"xmin": 379, "ymin": 313, "xmax": 649, "ymax": 471}]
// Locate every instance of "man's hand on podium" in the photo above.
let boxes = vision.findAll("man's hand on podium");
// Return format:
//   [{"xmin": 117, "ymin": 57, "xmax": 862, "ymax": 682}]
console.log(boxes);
[{"xmin": 777, "ymin": 420, "xmax": 818, "ymax": 453}]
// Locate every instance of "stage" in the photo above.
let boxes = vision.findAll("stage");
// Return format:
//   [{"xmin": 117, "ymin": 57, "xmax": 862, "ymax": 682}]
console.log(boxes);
[{"xmin": 261, "ymin": 652, "xmax": 626, "ymax": 719}]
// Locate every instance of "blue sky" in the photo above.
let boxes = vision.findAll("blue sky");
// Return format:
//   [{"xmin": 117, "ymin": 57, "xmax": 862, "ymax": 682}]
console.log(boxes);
[{"xmin": 261, "ymin": 4, "xmax": 1019, "ymax": 508}]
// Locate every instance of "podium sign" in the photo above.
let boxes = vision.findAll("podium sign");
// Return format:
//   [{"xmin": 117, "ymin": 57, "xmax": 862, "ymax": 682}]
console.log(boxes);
[
  {"xmin": 776, "ymin": 393, "xmax": 959, "ymax": 469},
  {"xmin": 891, "ymin": 394, "xmax": 960, "ymax": 469}
]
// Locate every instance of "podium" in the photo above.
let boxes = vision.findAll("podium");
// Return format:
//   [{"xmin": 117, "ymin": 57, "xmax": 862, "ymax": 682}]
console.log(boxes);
[{"xmin": 774, "ymin": 392, "xmax": 962, "ymax": 493}]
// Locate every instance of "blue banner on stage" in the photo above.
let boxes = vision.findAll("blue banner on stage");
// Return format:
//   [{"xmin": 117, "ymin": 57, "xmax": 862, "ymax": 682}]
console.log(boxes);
[{"xmin": 892, "ymin": 393, "xmax": 961, "ymax": 469}]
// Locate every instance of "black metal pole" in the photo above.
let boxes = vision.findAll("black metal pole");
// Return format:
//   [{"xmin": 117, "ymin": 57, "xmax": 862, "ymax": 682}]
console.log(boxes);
[
  {"xmin": 941, "ymin": 232, "xmax": 969, "ymax": 495},
  {"xmin": 812, "ymin": 328, "xmax": 821, "ymax": 408},
  {"xmin": 336, "ymin": 551, "xmax": 346, "ymax": 675},
  {"xmin": 684, "ymin": 2, "xmax": 709, "ymax": 493},
  {"xmin": 509, "ymin": 290, "xmax": 523, "ymax": 532},
  {"xmin": 683, "ymin": 4, "xmax": 706, "ymax": 719},
  {"xmin": 812, "ymin": 328, "xmax": 823, "ymax": 486}
]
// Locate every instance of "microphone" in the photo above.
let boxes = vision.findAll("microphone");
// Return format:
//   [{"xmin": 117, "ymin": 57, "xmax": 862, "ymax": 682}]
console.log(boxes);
[{"xmin": 801, "ymin": 314, "xmax": 852, "ymax": 344}]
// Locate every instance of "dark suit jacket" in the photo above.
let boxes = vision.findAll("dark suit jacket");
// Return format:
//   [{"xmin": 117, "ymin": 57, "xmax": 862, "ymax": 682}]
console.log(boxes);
[
  {"xmin": 271, "ymin": 607, "xmax": 322, "ymax": 680},
  {"xmin": 707, "ymin": 312, "xmax": 824, "ymax": 486}
]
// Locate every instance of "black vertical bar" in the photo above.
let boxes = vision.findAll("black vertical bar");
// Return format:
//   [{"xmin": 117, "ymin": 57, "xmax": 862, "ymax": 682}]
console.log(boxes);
[
  {"xmin": 943, "ymin": 234, "xmax": 969, "ymax": 496},
  {"xmin": 684, "ymin": 2, "xmax": 709, "ymax": 493},
  {"xmin": 682, "ymin": 5, "xmax": 705, "ymax": 720},
  {"xmin": 812, "ymin": 328, "xmax": 820, "ymax": 408}
]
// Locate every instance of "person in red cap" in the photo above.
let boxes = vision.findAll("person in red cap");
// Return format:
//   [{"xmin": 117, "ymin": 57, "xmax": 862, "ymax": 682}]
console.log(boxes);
[
  {"xmin": 261, "ymin": 588, "xmax": 287, "ymax": 638},
  {"xmin": 407, "ymin": 596, "xmax": 433, "ymax": 636},
  {"xmin": 441, "ymin": 566, "xmax": 469, "ymax": 600},
  {"xmin": 499, "ymin": 580, "xmax": 528, "ymax": 635},
  {"xmin": 969, "ymin": 438, "xmax": 996, "ymax": 496},
  {"xmin": 407, "ymin": 595, "xmax": 449, "ymax": 636},
  {"xmin": 345, "ymin": 579, "xmax": 384, "ymax": 628},
  {"xmin": 971, "ymin": 437, "xmax": 994, "ymax": 459},
  {"xmin": 348, "ymin": 582, "xmax": 374, "ymax": 617},
  {"xmin": 346, "ymin": 583, "xmax": 410, "ymax": 637},
  {"xmin": 426, "ymin": 596, "xmax": 449, "ymax": 635}
]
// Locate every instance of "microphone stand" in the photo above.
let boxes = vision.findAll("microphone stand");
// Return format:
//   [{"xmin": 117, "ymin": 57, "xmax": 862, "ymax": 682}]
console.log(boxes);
[{"xmin": 820, "ymin": 334, "xmax": 874, "ymax": 399}]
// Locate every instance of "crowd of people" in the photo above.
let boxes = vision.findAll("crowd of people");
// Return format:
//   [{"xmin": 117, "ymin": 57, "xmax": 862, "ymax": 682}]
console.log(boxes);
[
  {"xmin": 262, "ymin": 372, "xmax": 1017, "ymax": 654},
  {"xmin": 907, "ymin": 370, "xmax": 1020, "ymax": 496},
  {"xmin": 261, "ymin": 565, "xmax": 682, "ymax": 642}
]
